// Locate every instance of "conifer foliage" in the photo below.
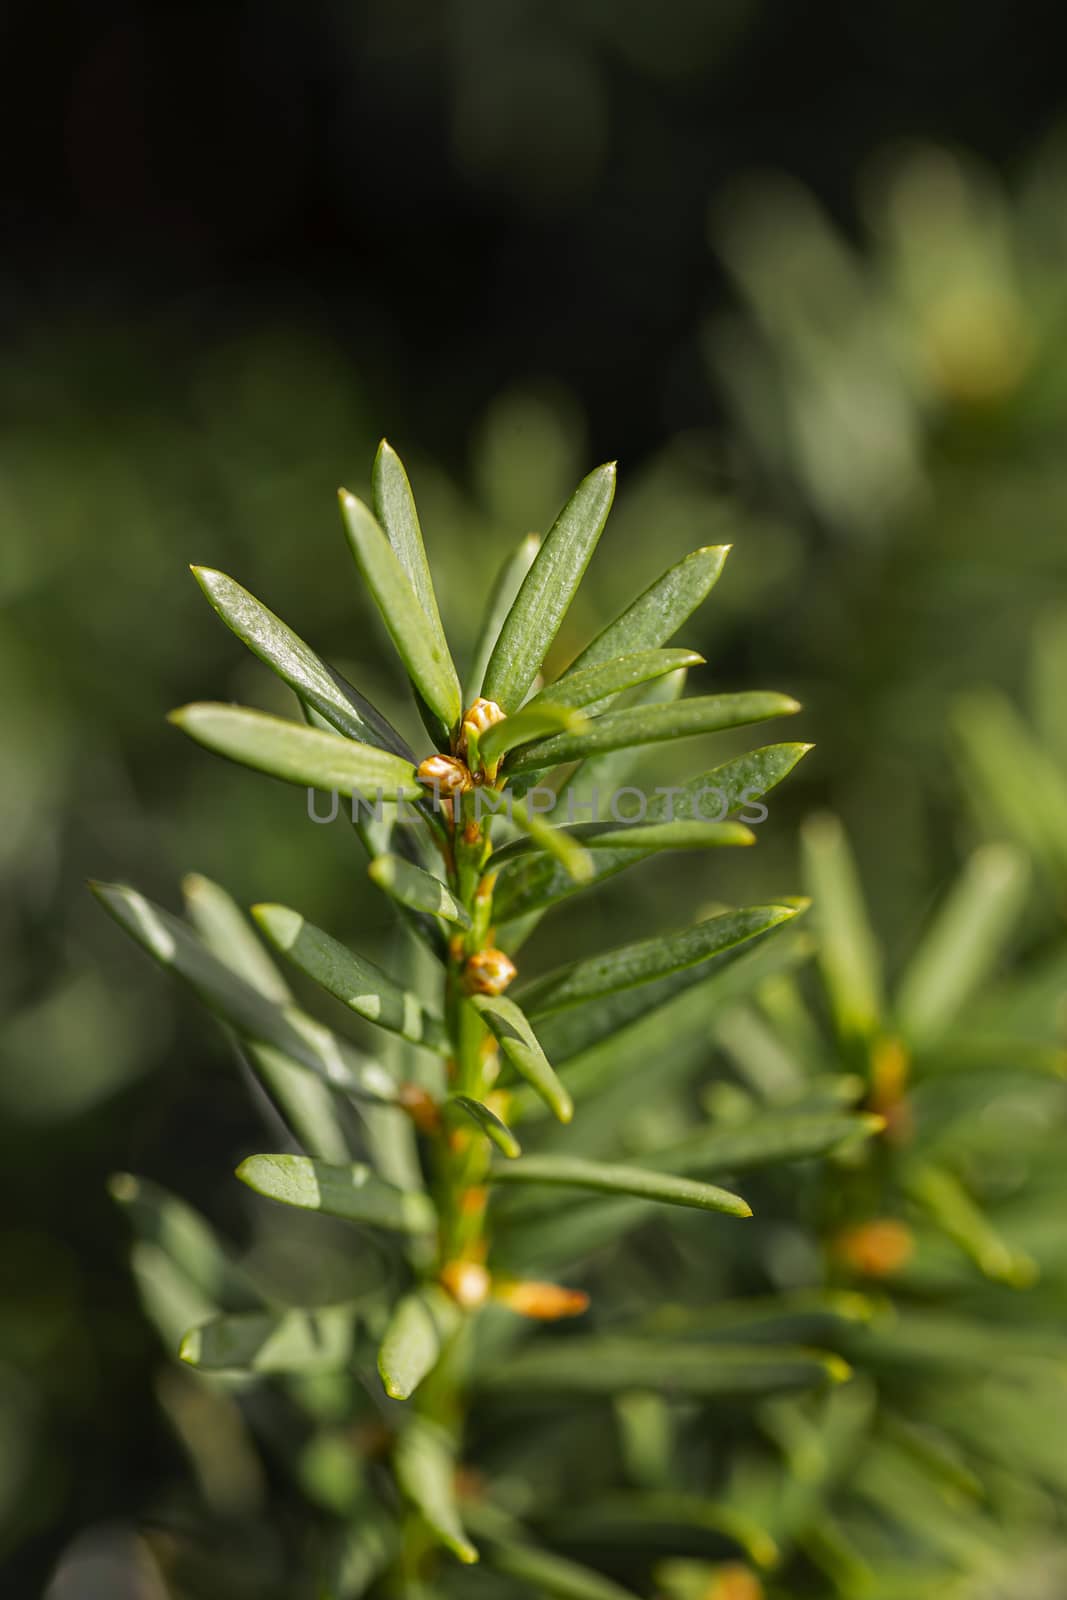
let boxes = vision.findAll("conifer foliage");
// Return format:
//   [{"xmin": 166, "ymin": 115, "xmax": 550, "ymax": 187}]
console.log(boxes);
[{"xmin": 96, "ymin": 443, "xmax": 882, "ymax": 1596}]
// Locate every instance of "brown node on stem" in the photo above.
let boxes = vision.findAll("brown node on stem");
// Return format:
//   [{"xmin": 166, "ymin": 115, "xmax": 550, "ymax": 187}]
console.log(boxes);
[
  {"xmin": 459, "ymin": 1186, "xmax": 488, "ymax": 1219},
  {"xmin": 440, "ymin": 1258, "xmax": 491, "ymax": 1309},
  {"xmin": 832, "ymin": 1218, "xmax": 915, "ymax": 1278},
  {"xmin": 351, "ymin": 1419, "xmax": 393, "ymax": 1461},
  {"xmin": 464, "ymin": 947, "xmax": 517, "ymax": 995},
  {"xmin": 417, "ymin": 754, "xmax": 473, "ymax": 796},
  {"xmin": 454, "ymin": 1464, "xmax": 487, "ymax": 1503},
  {"xmin": 396, "ymin": 1082, "xmax": 441, "ymax": 1135},
  {"xmin": 493, "ymin": 1279, "xmax": 590, "ymax": 1320}
]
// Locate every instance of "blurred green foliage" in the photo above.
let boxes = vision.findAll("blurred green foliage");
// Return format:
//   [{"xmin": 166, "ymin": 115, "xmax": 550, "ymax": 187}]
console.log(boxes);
[{"xmin": 705, "ymin": 138, "xmax": 1067, "ymax": 923}]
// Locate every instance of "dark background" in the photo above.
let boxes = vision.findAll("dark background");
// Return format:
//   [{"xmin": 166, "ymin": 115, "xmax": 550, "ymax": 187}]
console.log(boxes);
[
  {"xmin": 5, "ymin": 1, "xmax": 1062, "ymax": 463},
  {"xmin": 3, "ymin": 2, "xmax": 1066, "ymax": 1591}
]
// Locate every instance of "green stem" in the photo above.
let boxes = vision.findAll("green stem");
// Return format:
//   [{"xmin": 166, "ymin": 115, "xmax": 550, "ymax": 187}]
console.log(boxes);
[{"xmin": 392, "ymin": 795, "xmax": 501, "ymax": 1591}]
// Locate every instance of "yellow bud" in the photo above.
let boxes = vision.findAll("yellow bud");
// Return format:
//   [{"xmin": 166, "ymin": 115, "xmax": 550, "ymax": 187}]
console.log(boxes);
[
  {"xmin": 459, "ymin": 697, "xmax": 507, "ymax": 768},
  {"xmin": 870, "ymin": 1034, "xmax": 909, "ymax": 1104},
  {"xmin": 869, "ymin": 1034, "xmax": 914, "ymax": 1143},
  {"xmin": 832, "ymin": 1218, "xmax": 914, "ymax": 1278},
  {"xmin": 493, "ymin": 1279, "xmax": 590, "ymax": 1320},
  {"xmin": 704, "ymin": 1564, "xmax": 764, "ymax": 1600},
  {"xmin": 464, "ymin": 948, "xmax": 518, "ymax": 995},
  {"xmin": 440, "ymin": 1259, "xmax": 491, "ymax": 1309},
  {"xmin": 463, "ymin": 698, "xmax": 506, "ymax": 737}
]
